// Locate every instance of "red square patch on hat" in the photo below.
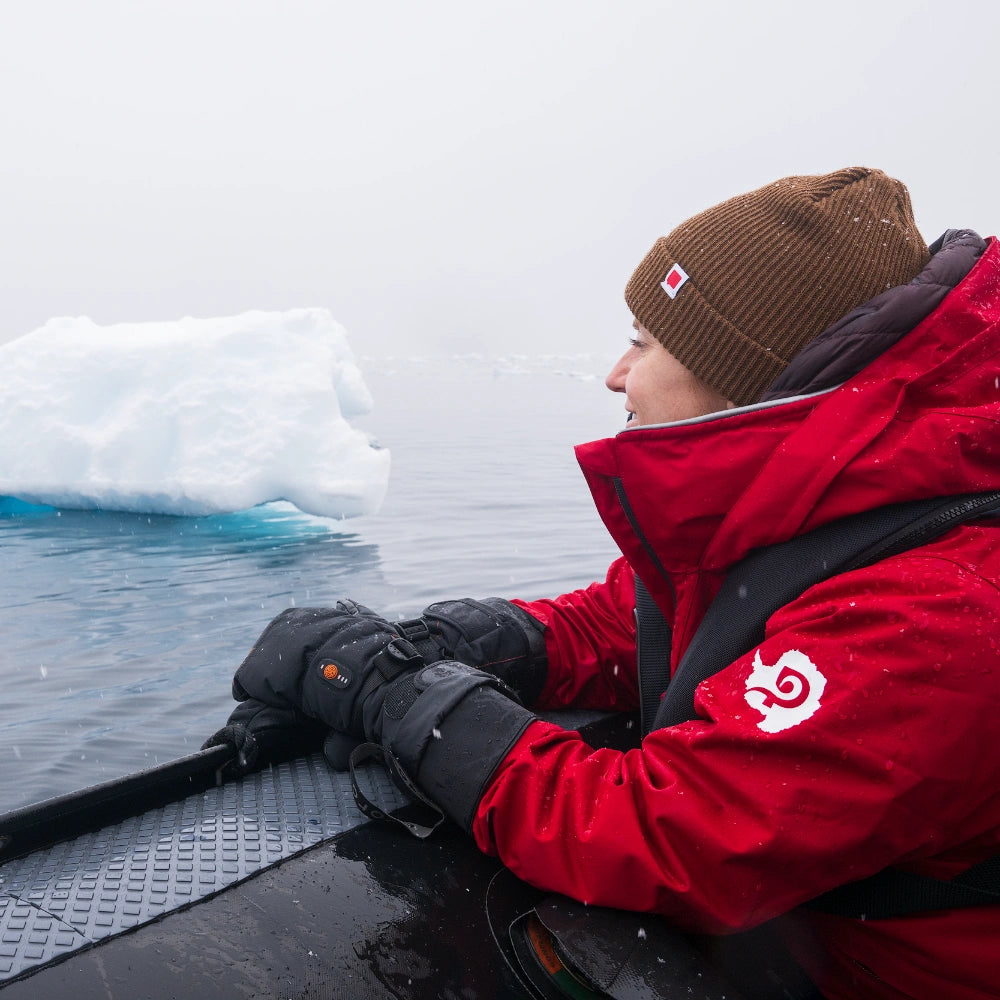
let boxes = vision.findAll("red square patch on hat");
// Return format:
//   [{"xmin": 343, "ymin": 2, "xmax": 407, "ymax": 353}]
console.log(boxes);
[{"xmin": 661, "ymin": 263, "xmax": 689, "ymax": 299}]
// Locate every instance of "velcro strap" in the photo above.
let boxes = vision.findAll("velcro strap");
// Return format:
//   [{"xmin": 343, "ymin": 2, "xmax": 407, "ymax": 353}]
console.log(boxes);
[{"xmin": 382, "ymin": 675, "xmax": 421, "ymax": 721}]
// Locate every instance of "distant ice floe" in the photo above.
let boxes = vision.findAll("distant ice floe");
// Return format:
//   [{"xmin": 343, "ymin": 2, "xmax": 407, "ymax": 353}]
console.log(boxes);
[
  {"xmin": 367, "ymin": 352, "xmax": 613, "ymax": 382},
  {"xmin": 0, "ymin": 309, "xmax": 389, "ymax": 519}
]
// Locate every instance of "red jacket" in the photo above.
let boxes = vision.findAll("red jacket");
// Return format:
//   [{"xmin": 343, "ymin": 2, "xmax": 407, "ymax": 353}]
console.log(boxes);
[{"xmin": 474, "ymin": 237, "xmax": 1000, "ymax": 999}]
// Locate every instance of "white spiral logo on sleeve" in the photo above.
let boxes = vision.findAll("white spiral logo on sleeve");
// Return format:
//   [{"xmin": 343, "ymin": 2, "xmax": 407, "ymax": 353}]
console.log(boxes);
[{"xmin": 744, "ymin": 649, "xmax": 826, "ymax": 733}]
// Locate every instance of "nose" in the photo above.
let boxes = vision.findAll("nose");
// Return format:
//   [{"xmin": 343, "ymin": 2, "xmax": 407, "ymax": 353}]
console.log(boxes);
[{"xmin": 605, "ymin": 352, "xmax": 629, "ymax": 393}]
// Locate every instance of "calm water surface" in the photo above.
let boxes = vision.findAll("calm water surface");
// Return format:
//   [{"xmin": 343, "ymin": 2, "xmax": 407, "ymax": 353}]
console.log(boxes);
[{"xmin": 0, "ymin": 357, "xmax": 624, "ymax": 809}]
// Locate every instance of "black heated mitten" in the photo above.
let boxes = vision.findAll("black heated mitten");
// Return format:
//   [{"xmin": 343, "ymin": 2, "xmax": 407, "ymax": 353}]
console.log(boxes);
[{"xmin": 232, "ymin": 602, "xmax": 425, "ymax": 740}]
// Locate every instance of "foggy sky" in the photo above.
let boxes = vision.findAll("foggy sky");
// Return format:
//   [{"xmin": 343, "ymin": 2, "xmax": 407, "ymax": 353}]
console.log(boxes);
[{"xmin": 2, "ymin": 0, "xmax": 996, "ymax": 357}]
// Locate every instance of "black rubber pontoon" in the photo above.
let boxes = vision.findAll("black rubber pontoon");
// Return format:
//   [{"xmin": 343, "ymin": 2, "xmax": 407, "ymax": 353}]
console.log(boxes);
[{"xmin": 0, "ymin": 714, "xmax": 803, "ymax": 999}]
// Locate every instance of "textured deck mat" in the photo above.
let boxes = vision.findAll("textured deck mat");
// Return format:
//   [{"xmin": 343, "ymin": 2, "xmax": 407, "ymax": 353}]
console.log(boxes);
[{"xmin": 0, "ymin": 754, "xmax": 407, "ymax": 983}]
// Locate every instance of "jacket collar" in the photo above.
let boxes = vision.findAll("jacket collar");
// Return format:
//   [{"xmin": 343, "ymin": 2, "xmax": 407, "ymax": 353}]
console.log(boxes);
[{"xmin": 763, "ymin": 229, "xmax": 987, "ymax": 400}]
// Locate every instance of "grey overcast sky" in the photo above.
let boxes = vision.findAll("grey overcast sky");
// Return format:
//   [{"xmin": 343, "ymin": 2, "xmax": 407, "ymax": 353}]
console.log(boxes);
[{"xmin": 1, "ymin": 0, "xmax": 996, "ymax": 357}]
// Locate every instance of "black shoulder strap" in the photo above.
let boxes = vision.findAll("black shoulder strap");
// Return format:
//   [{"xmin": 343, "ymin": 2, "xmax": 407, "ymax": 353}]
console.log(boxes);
[
  {"xmin": 635, "ymin": 489, "xmax": 1000, "ymax": 917},
  {"xmin": 634, "ymin": 580, "xmax": 672, "ymax": 733},
  {"xmin": 651, "ymin": 490, "xmax": 1000, "ymax": 730},
  {"xmin": 815, "ymin": 853, "xmax": 1000, "ymax": 919}
]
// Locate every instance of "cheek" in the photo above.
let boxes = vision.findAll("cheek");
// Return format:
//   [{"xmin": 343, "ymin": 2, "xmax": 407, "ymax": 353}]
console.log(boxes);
[
  {"xmin": 623, "ymin": 366, "xmax": 646, "ymax": 402},
  {"xmin": 646, "ymin": 364, "xmax": 684, "ymax": 404}
]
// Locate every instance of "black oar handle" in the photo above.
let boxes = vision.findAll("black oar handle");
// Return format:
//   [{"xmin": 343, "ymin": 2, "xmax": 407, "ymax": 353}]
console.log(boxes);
[{"xmin": 0, "ymin": 743, "xmax": 235, "ymax": 864}]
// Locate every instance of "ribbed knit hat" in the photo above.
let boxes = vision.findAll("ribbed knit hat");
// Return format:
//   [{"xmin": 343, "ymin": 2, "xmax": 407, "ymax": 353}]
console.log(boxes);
[{"xmin": 624, "ymin": 167, "xmax": 930, "ymax": 406}]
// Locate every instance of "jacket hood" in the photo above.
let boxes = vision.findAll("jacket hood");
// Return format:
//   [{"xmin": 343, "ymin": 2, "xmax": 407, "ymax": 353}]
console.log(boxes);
[{"xmin": 576, "ymin": 233, "xmax": 1000, "ymax": 624}]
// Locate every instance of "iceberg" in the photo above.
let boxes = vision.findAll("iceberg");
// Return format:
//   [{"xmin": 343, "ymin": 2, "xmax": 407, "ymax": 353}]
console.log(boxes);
[{"xmin": 0, "ymin": 309, "xmax": 389, "ymax": 519}]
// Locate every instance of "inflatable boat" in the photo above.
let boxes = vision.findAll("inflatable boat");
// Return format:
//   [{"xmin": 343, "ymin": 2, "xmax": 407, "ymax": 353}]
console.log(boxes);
[{"xmin": 0, "ymin": 714, "xmax": 816, "ymax": 999}]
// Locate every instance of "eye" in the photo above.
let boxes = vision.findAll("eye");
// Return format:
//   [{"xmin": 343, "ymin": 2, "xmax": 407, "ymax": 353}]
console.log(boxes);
[{"xmin": 628, "ymin": 335, "xmax": 643, "ymax": 350}]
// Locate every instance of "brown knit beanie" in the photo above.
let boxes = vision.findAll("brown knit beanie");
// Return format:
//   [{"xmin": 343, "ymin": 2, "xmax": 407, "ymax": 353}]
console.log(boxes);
[{"xmin": 624, "ymin": 167, "xmax": 930, "ymax": 406}]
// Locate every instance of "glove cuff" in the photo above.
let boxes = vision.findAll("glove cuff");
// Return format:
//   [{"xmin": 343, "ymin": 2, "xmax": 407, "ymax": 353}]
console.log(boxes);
[
  {"xmin": 380, "ymin": 662, "xmax": 534, "ymax": 832},
  {"xmin": 419, "ymin": 684, "xmax": 533, "ymax": 831}
]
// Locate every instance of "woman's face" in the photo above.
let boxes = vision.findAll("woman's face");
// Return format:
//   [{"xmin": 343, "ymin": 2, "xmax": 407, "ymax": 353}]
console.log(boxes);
[{"xmin": 605, "ymin": 322, "xmax": 732, "ymax": 427}]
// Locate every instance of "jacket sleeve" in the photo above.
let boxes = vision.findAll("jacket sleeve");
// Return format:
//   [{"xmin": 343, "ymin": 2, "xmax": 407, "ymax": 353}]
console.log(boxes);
[
  {"xmin": 472, "ymin": 545, "xmax": 1000, "ymax": 934},
  {"xmin": 512, "ymin": 556, "xmax": 639, "ymax": 712}
]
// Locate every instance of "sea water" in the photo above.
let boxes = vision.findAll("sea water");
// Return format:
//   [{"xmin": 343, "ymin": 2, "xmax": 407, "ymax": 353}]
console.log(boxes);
[{"xmin": 0, "ymin": 355, "xmax": 624, "ymax": 809}]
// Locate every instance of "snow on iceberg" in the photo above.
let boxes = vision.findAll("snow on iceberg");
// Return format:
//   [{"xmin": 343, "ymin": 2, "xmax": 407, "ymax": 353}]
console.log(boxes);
[{"xmin": 0, "ymin": 309, "xmax": 389, "ymax": 518}]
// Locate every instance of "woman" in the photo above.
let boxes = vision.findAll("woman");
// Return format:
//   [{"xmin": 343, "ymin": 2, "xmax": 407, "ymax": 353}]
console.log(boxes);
[{"xmin": 213, "ymin": 167, "xmax": 1000, "ymax": 999}]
